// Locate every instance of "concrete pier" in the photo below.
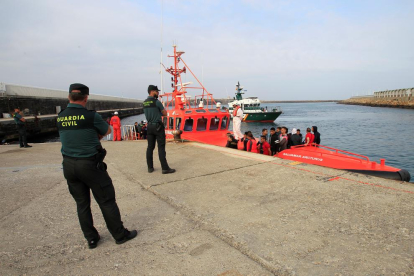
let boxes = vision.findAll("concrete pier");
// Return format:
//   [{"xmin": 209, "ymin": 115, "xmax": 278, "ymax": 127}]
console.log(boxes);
[{"xmin": 1, "ymin": 141, "xmax": 414, "ymax": 275}]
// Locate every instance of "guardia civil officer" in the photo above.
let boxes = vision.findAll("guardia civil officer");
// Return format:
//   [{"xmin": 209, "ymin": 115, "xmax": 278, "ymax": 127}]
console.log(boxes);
[
  {"xmin": 58, "ymin": 83, "xmax": 137, "ymax": 249},
  {"xmin": 12, "ymin": 108, "xmax": 32, "ymax": 148},
  {"xmin": 144, "ymin": 85, "xmax": 175, "ymax": 174}
]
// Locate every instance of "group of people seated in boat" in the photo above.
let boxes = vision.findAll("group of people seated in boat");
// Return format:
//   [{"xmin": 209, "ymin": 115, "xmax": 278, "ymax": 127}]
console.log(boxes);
[{"xmin": 226, "ymin": 126, "xmax": 321, "ymax": 156}]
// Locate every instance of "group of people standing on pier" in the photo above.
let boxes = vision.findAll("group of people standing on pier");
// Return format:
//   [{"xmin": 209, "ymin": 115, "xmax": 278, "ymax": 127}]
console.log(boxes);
[{"xmin": 226, "ymin": 125, "xmax": 321, "ymax": 155}]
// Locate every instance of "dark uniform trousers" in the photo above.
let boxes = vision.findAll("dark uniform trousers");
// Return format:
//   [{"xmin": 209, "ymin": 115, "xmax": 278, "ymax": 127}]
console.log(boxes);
[
  {"xmin": 146, "ymin": 123, "xmax": 169, "ymax": 170},
  {"xmin": 17, "ymin": 125, "xmax": 27, "ymax": 147},
  {"xmin": 62, "ymin": 156, "xmax": 126, "ymax": 241}
]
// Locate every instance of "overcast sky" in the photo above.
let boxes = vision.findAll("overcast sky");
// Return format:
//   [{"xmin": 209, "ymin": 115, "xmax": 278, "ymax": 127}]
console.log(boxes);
[{"xmin": 1, "ymin": 0, "xmax": 413, "ymax": 100}]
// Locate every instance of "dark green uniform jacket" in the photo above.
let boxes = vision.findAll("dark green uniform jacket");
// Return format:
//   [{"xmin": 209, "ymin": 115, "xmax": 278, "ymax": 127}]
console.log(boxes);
[
  {"xmin": 57, "ymin": 103, "xmax": 109, "ymax": 157},
  {"xmin": 13, "ymin": 113, "xmax": 24, "ymax": 125},
  {"xmin": 143, "ymin": 96, "xmax": 164, "ymax": 123}
]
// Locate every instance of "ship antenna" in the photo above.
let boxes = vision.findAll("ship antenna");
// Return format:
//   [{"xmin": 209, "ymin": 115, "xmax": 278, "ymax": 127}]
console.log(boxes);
[{"xmin": 201, "ymin": 50, "xmax": 204, "ymax": 88}]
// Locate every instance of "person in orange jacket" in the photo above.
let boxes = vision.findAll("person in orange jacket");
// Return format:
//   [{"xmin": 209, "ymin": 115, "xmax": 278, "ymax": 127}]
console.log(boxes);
[
  {"xmin": 246, "ymin": 132, "xmax": 258, "ymax": 153},
  {"xmin": 110, "ymin": 112, "xmax": 121, "ymax": 141}
]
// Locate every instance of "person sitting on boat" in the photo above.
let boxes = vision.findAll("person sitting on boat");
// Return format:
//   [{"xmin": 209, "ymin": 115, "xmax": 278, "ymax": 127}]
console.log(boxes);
[
  {"xmin": 246, "ymin": 132, "xmax": 258, "ymax": 153},
  {"xmin": 133, "ymin": 122, "xmax": 140, "ymax": 139},
  {"xmin": 304, "ymin": 127, "xmax": 314, "ymax": 146},
  {"xmin": 278, "ymin": 127, "xmax": 288, "ymax": 152},
  {"xmin": 241, "ymin": 131, "xmax": 249, "ymax": 151},
  {"xmin": 141, "ymin": 120, "xmax": 147, "ymax": 140},
  {"xmin": 275, "ymin": 127, "xmax": 281, "ymax": 139},
  {"xmin": 286, "ymin": 127, "xmax": 292, "ymax": 149},
  {"xmin": 225, "ymin": 134, "xmax": 238, "ymax": 149},
  {"xmin": 297, "ymin": 129, "xmax": 303, "ymax": 140},
  {"xmin": 270, "ymin": 127, "xmax": 279, "ymax": 155},
  {"xmin": 258, "ymin": 135, "xmax": 271, "ymax": 155},
  {"xmin": 256, "ymin": 128, "xmax": 268, "ymax": 147},
  {"xmin": 262, "ymin": 128, "xmax": 268, "ymax": 140},
  {"xmin": 291, "ymin": 128, "xmax": 302, "ymax": 146},
  {"xmin": 312, "ymin": 126, "xmax": 321, "ymax": 145},
  {"xmin": 232, "ymin": 104, "xmax": 243, "ymax": 141}
]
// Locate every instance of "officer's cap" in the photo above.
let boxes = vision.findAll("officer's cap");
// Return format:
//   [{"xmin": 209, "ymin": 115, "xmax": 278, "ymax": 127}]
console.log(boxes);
[
  {"xmin": 148, "ymin": 85, "xmax": 160, "ymax": 94},
  {"xmin": 69, "ymin": 83, "xmax": 89, "ymax": 95}
]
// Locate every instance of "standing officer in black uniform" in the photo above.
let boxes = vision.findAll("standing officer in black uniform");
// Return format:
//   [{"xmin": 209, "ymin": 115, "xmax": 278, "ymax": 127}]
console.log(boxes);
[
  {"xmin": 13, "ymin": 108, "xmax": 32, "ymax": 148},
  {"xmin": 144, "ymin": 85, "xmax": 175, "ymax": 174},
  {"xmin": 58, "ymin": 83, "xmax": 137, "ymax": 249}
]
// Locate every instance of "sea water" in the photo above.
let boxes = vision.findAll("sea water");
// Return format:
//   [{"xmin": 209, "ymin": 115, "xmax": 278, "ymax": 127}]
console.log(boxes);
[{"xmin": 122, "ymin": 102, "xmax": 414, "ymax": 182}]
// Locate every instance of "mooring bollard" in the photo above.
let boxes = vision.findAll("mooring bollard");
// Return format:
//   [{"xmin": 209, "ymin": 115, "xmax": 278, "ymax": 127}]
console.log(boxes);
[{"xmin": 172, "ymin": 130, "xmax": 183, "ymax": 142}]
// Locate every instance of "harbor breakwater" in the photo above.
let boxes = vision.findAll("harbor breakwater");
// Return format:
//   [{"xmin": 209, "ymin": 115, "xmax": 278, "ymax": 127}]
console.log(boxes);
[
  {"xmin": 0, "ymin": 107, "xmax": 143, "ymax": 141},
  {"xmin": 340, "ymin": 88, "xmax": 414, "ymax": 109},
  {"xmin": 340, "ymin": 97, "xmax": 414, "ymax": 109},
  {"xmin": 0, "ymin": 83, "xmax": 143, "ymax": 141}
]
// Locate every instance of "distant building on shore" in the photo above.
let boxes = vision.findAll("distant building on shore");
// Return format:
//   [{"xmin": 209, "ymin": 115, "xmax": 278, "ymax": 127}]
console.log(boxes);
[{"xmin": 374, "ymin": 88, "xmax": 413, "ymax": 98}]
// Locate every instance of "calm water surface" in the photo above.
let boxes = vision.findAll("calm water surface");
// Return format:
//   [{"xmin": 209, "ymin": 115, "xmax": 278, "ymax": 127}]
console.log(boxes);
[{"xmin": 123, "ymin": 102, "xmax": 414, "ymax": 181}]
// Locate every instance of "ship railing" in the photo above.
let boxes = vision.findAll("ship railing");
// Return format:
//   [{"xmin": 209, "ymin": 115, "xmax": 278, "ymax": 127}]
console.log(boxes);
[
  {"xmin": 291, "ymin": 144, "xmax": 370, "ymax": 163},
  {"xmin": 161, "ymin": 90, "xmax": 218, "ymax": 110},
  {"xmin": 120, "ymin": 125, "xmax": 140, "ymax": 141},
  {"xmin": 193, "ymin": 93, "xmax": 217, "ymax": 109}
]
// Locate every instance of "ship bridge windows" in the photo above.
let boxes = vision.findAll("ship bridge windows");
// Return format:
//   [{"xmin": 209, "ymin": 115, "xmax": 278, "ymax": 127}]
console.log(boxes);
[
  {"xmin": 176, "ymin": 118, "xmax": 181, "ymax": 130},
  {"xmin": 196, "ymin": 117, "xmax": 207, "ymax": 131},
  {"xmin": 208, "ymin": 109, "xmax": 218, "ymax": 113},
  {"xmin": 169, "ymin": 117, "xmax": 174, "ymax": 129},
  {"xmin": 184, "ymin": 118, "xmax": 193, "ymax": 131},
  {"xmin": 196, "ymin": 109, "xmax": 206, "ymax": 113},
  {"xmin": 209, "ymin": 117, "xmax": 219, "ymax": 130},
  {"xmin": 185, "ymin": 110, "xmax": 192, "ymax": 114},
  {"xmin": 221, "ymin": 116, "xmax": 228, "ymax": 130}
]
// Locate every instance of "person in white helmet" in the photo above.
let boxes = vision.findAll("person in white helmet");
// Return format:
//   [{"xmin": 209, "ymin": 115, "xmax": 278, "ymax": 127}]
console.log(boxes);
[
  {"xmin": 110, "ymin": 111, "xmax": 121, "ymax": 141},
  {"xmin": 141, "ymin": 120, "xmax": 147, "ymax": 139},
  {"xmin": 232, "ymin": 104, "xmax": 243, "ymax": 141}
]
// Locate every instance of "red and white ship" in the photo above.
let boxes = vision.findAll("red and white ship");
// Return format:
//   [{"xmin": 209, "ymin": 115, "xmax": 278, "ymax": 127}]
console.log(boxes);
[
  {"xmin": 159, "ymin": 46, "xmax": 411, "ymax": 182},
  {"xmin": 160, "ymin": 45, "xmax": 231, "ymax": 146}
]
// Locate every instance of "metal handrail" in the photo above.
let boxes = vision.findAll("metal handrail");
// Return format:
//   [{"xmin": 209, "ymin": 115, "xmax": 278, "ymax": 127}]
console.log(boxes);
[{"xmin": 121, "ymin": 125, "xmax": 139, "ymax": 141}]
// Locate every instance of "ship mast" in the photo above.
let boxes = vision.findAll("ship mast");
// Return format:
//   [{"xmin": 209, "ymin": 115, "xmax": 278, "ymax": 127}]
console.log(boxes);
[{"xmin": 162, "ymin": 45, "xmax": 216, "ymax": 111}]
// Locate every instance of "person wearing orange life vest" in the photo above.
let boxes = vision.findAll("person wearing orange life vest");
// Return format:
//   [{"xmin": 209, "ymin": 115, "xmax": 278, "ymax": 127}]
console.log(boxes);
[
  {"xmin": 246, "ymin": 132, "xmax": 258, "ymax": 153},
  {"xmin": 110, "ymin": 112, "xmax": 121, "ymax": 141},
  {"xmin": 232, "ymin": 103, "xmax": 243, "ymax": 141}
]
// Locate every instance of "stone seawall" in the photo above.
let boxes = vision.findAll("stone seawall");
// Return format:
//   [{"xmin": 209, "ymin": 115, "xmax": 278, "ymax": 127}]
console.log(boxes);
[
  {"xmin": 339, "ymin": 97, "xmax": 414, "ymax": 109},
  {"xmin": 0, "ymin": 107, "xmax": 143, "ymax": 141},
  {"xmin": 0, "ymin": 96, "xmax": 143, "ymax": 118}
]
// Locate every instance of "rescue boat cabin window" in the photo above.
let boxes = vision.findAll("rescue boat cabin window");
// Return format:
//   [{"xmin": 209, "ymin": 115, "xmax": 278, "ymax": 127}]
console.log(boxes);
[
  {"xmin": 169, "ymin": 117, "xmax": 173, "ymax": 129},
  {"xmin": 185, "ymin": 111, "xmax": 192, "ymax": 114},
  {"xmin": 210, "ymin": 117, "xmax": 219, "ymax": 130},
  {"xmin": 196, "ymin": 109, "xmax": 206, "ymax": 113},
  {"xmin": 196, "ymin": 117, "xmax": 207, "ymax": 131},
  {"xmin": 163, "ymin": 117, "xmax": 167, "ymax": 128},
  {"xmin": 176, "ymin": 118, "xmax": 181, "ymax": 130},
  {"xmin": 208, "ymin": 109, "xmax": 218, "ymax": 113},
  {"xmin": 184, "ymin": 118, "xmax": 193, "ymax": 131},
  {"xmin": 221, "ymin": 116, "xmax": 228, "ymax": 130}
]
